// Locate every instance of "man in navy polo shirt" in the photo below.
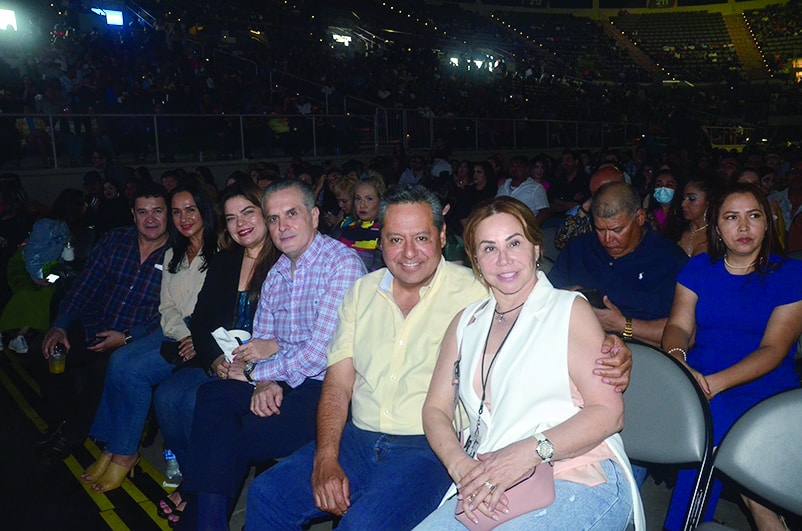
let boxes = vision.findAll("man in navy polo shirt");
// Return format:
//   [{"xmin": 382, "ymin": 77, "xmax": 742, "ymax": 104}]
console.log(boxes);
[{"xmin": 549, "ymin": 181, "xmax": 687, "ymax": 347}]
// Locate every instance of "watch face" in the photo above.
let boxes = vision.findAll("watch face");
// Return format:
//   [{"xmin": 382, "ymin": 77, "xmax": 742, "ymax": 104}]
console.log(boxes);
[{"xmin": 537, "ymin": 440, "xmax": 554, "ymax": 459}]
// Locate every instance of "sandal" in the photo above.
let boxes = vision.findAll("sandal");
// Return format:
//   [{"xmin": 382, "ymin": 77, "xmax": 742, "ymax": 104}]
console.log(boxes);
[
  {"xmin": 158, "ymin": 492, "xmax": 183, "ymax": 519},
  {"xmin": 80, "ymin": 453, "xmax": 112, "ymax": 484},
  {"xmin": 91, "ymin": 454, "xmax": 140, "ymax": 493},
  {"xmin": 167, "ymin": 512, "xmax": 181, "ymax": 528}
]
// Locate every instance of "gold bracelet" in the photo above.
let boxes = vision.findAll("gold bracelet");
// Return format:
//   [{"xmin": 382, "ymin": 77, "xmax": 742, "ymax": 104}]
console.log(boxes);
[{"xmin": 622, "ymin": 317, "xmax": 633, "ymax": 341}]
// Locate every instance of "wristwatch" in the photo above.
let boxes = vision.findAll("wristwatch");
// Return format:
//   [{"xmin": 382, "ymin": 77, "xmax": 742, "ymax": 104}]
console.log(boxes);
[
  {"xmin": 123, "ymin": 329, "xmax": 133, "ymax": 345},
  {"xmin": 534, "ymin": 432, "xmax": 555, "ymax": 464},
  {"xmin": 243, "ymin": 362, "xmax": 257, "ymax": 383}
]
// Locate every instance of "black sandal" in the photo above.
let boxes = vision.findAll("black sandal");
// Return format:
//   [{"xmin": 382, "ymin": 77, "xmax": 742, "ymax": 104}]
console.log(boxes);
[
  {"xmin": 167, "ymin": 512, "xmax": 181, "ymax": 528},
  {"xmin": 157, "ymin": 493, "xmax": 183, "ymax": 519}
]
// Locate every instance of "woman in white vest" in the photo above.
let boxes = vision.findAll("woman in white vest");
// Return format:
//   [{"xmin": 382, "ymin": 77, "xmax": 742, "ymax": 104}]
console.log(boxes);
[{"xmin": 416, "ymin": 197, "xmax": 644, "ymax": 530}]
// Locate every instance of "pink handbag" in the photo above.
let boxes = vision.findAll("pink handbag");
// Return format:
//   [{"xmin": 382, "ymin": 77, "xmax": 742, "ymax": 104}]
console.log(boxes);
[{"xmin": 453, "ymin": 464, "xmax": 555, "ymax": 530}]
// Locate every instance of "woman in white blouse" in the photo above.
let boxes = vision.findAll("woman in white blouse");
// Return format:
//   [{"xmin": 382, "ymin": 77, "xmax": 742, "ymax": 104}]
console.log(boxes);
[{"xmin": 80, "ymin": 179, "xmax": 220, "ymax": 492}]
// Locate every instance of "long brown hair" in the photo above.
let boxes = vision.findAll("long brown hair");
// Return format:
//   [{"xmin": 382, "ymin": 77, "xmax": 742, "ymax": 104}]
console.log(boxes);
[
  {"xmin": 219, "ymin": 181, "xmax": 278, "ymax": 301},
  {"xmin": 708, "ymin": 183, "xmax": 784, "ymax": 275}
]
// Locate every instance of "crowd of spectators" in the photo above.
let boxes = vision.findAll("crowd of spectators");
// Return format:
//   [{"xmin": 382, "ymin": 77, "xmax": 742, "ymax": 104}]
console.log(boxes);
[
  {"xmin": 2, "ymin": 133, "xmax": 802, "ymax": 529},
  {"xmin": 1, "ymin": 1, "xmax": 801, "ymax": 170}
]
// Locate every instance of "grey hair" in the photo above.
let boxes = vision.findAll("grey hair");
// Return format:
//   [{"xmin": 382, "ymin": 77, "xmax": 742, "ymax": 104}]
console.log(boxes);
[
  {"xmin": 262, "ymin": 179, "xmax": 316, "ymax": 213},
  {"xmin": 378, "ymin": 185, "xmax": 444, "ymax": 231},
  {"xmin": 591, "ymin": 181, "xmax": 642, "ymax": 219}
]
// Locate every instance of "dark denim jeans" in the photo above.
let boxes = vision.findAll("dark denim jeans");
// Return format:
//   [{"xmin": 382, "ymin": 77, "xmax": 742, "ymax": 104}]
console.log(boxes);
[{"xmin": 245, "ymin": 422, "xmax": 451, "ymax": 530}]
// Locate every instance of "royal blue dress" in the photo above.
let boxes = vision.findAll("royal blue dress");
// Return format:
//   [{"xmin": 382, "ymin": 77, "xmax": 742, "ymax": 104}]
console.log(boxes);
[{"xmin": 665, "ymin": 253, "xmax": 802, "ymax": 530}]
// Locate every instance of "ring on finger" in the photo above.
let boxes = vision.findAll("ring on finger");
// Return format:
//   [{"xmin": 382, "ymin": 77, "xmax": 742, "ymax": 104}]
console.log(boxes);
[{"xmin": 484, "ymin": 481, "xmax": 496, "ymax": 492}]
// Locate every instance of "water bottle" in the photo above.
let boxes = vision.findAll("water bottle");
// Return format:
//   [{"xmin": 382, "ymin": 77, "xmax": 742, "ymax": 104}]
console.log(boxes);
[
  {"xmin": 61, "ymin": 241, "xmax": 74, "ymax": 262},
  {"xmin": 163, "ymin": 448, "xmax": 182, "ymax": 486}
]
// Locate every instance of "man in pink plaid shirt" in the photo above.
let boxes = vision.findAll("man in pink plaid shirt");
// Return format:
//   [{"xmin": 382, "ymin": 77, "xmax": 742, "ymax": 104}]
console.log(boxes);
[{"xmin": 175, "ymin": 180, "xmax": 366, "ymax": 528}]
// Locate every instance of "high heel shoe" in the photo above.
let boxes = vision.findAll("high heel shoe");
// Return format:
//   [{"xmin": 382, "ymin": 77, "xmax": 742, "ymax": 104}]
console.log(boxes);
[
  {"xmin": 91, "ymin": 455, "xmax": 140, "ymax": 493},
  {"xmin": 80, "ymin": 452, "xmax": 112, "ymax": 484}
]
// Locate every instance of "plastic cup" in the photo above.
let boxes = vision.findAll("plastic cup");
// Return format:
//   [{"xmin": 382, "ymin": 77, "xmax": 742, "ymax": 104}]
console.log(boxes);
[
  {"xmin": 48, "ymin": 349, "xmax": 66, "ymax": 374},
  {"xmin": 229, "ymin": 330, "xmax": 251, "ymax": 345}
]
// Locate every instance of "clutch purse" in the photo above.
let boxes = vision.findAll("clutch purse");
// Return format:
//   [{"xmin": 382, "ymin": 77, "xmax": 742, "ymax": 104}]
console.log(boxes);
[{"xmin": 454, "ymin": 464, "xmax": 555, "ymax": 530}]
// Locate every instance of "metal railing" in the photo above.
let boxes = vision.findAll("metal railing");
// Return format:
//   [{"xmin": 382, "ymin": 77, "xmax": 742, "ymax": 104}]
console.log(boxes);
[{"xmin": 1, "ymin": 111, "xmax": 645, "ymax": 170}]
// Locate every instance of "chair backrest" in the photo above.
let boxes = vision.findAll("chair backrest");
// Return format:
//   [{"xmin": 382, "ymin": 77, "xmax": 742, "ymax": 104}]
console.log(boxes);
[
  {"xmin": 539, "ymin": 225, "xmax": 561, "ymax": 265},
  {"xmin": 622, "ymin": 343, "xmax": 714, "ymax": 530},
  {"xmin": 706, "ymin": 388, "xmax": 802, "ymax": 516}
]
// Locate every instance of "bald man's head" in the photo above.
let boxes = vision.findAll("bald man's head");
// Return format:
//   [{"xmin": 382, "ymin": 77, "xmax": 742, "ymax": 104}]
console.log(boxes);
[{"xmin": 590, "ymin": 166, "xmax": 625, "ymax": 195}]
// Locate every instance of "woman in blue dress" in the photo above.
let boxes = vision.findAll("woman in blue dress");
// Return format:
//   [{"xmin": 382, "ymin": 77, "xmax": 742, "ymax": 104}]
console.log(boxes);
[{"xmin": 662, "ymin": 182, "xmax": 802, "ymax": 530}]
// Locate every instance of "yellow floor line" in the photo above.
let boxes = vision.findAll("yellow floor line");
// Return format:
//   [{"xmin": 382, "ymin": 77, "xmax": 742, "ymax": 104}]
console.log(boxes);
[
  {"xmin": 4, "ymin": 350, "xmax": 41, "ymax": 396},
  {"xmin": 0, "ymin": 367, "xmax": 48, "ymax": 433},
  {"xmin": 1, "ymin": 365, "xmax": 171, "ymax": 529},
  {"xmin": 64, "ymin": 455, "xmax": 116, "ymax": 511},
  {"xmin": 99, "ymin": 510, "xmax": 130, "ymax": 531}
]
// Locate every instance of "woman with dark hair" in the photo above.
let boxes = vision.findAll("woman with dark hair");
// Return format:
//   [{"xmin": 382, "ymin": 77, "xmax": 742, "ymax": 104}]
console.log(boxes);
[
  {"xmin": 647, "ymin": 168, "xmax": 684, "ymax": 239},
  {"xmin": 79, "ymin": 180, "xmax": 220, "ymax": 492},
  {"xmin": 677, "ymin": 177, "xmax": 715, "ymax": 257},
  {"xmin": 153, "ymin": 181, "xmax": 278, "ymax": 525},
  {"xmin": 0, "ymin": 188, "xmax": 88, "ymax": 352},
  {"xmin": 662, "ymin": 183, "xmax": 802, "ymax": 530}
]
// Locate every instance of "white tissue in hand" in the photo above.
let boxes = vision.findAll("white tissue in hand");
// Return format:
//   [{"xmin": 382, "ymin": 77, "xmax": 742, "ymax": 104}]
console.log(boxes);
[{"xmin": 212, "ymin": 327, "xmax": 238, "ymax": 363}]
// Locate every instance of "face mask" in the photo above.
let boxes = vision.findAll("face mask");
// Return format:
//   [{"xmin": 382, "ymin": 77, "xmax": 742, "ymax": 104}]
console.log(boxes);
[{"xmin": 653, "ymin": 187, "xmax": 675, "ymax": 205}]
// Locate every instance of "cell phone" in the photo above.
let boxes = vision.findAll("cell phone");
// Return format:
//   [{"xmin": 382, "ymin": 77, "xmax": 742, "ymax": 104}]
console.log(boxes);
[
  {"xmin": 86, "ymin": 336, "xmax": 104, "ymax": 348},
  {"xmin": 46, "ymin": 273, "xmax": 60, "ymax": 283},
  {"xmin": 578, "ymin": 288, "xmax": 606, "ymax": 309}
]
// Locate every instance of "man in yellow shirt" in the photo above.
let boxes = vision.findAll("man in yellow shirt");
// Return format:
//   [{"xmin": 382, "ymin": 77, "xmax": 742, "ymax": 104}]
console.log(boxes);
[{"xmin": 245, "ymin": 185, "xmax": 631, "ymax": 530}]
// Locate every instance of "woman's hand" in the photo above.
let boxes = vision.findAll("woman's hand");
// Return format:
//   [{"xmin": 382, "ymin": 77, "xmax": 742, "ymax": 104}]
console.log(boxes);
[
  {"xmin": 452, "ymin": 455, "xmax": 508, "ymax": 525},
  {"xmin": 210, "ymin": 355, "xmax": 231, "ymax": 379},
  {"xmin": 687, "ymin": 367, "xmax": 713, "ymax": 399},
  {"xmin": 232, "ymin": 338, "xmax": 279, "ymax": 363},
  {"xmin": 178, "ymin": 336, "xmax": 196, "ymax": 361},
  {"xmin": 457, "ymin": 439, "xmax": 535, "ymax": 520}
]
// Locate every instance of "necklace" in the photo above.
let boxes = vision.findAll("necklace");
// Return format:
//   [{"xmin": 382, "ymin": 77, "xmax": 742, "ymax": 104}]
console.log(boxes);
[
  {"xmin": 686, "ymin": 223, "xmax": 708, "ymax": 256},
  {"xmin": 245, "ymin": 249, "xmax": 256, "ymax": 259},
  {"xmin": 493, "ymin": 302, "xmax": 525, "ymax": 322},
  {"xmin": 724, "ymin": 256, "xmax": 756, "ymax": 270}
]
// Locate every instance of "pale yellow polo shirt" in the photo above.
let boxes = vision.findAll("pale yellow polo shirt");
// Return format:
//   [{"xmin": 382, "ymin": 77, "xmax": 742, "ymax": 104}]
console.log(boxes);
[{"xmin": 327, "ymin": 259, "xmax": 487, "ymax": 435}]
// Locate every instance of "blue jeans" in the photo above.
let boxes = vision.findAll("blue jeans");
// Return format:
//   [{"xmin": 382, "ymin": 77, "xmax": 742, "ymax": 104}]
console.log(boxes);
[
  {"xmin": 154, "ymin": 366, "xmax": 216, "ymax": 465},
  {"xmin": 89, "ymin": 329, "xmax": 173, "ymax": 455},
  {"xmin": 414, "ymin": 459, "xmax": 633, "ymax": 530},
  {"xmin": 245, "ymin": 422, "xmax": 452, "ymax": 531}
]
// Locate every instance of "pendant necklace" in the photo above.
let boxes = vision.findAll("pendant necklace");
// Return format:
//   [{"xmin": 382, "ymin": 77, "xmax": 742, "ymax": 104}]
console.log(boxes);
[
  {"xmin": 493, "ymin": 301, "xmax": 525, "ymax": 322},
  {"xmin": 686, "ymin": 223, "xmax": 707, "ymax": 256}
]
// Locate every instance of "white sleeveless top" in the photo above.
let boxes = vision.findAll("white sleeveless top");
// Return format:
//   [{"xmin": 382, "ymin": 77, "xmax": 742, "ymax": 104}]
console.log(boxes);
[{"xmin": 447, "ymin": 272, "xmax": 645, "ymax": 529}]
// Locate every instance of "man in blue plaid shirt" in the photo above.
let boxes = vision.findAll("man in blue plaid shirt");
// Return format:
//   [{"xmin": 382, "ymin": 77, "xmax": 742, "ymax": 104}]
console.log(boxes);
[{"xmin": 36, "ymin": 182, "xmax": 170, "ymax": 463}]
